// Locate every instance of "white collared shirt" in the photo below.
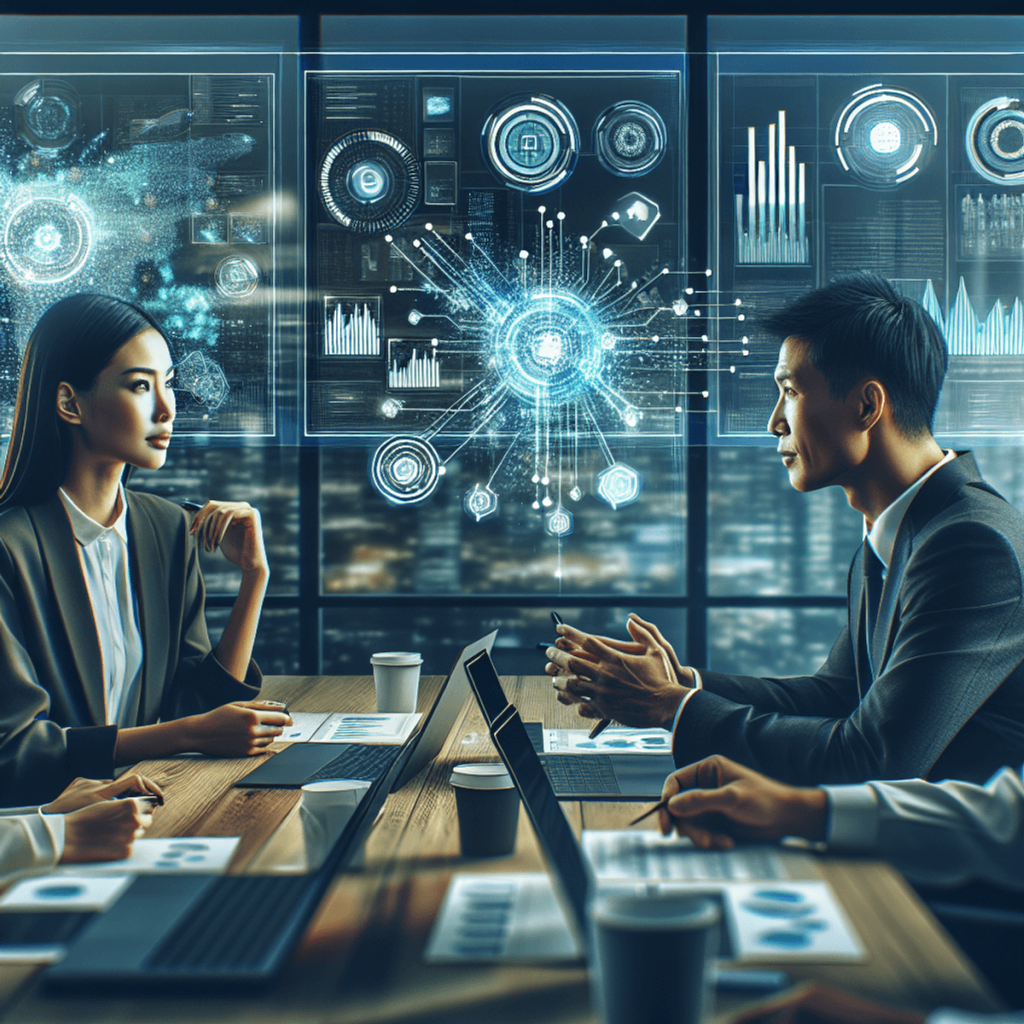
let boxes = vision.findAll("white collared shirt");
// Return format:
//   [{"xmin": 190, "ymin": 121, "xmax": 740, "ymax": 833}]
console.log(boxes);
[
  {"xmin": 58, "ymin": 485, "xmax": 144, "ymax": 729},
  {"xmin": 866, "ymin": 449, "xmax": 957, "ymax": 571}
]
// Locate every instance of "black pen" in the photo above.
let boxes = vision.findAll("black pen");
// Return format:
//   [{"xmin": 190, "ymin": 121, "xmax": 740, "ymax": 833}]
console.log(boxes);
[
  {"xmin": 588, "ymin": 717, "xmax": 612, "ymax": 740},
  {"xmin": 629, "ymin": 796, "xmax": 670, "ymax": 826}
]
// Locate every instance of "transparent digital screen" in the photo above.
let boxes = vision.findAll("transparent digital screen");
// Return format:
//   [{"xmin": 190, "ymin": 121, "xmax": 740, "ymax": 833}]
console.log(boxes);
[
  {"xmin": 0, "ymin": 66, "xmax": 277, "ymax": 436},
  {"xmin": 711, "ymin": 32, "xmax": 1024, "ymax": 443},
  {"xmin": 305, "ymin": 50, "xmax": 692, "ymax": 550}
]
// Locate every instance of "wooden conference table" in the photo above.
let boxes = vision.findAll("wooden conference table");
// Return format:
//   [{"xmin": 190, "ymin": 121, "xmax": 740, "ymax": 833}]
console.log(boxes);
[{"xmin": 0, "ymin": 674, "xmax": 1003, "ymax": 1024}]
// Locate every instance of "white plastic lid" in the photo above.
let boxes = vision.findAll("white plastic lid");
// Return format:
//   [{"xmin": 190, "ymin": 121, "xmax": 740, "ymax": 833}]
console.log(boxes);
[
  {"xmin": 370, "ymin": 651, "xmax": 423, "ymax": 666},
  {"xmin": 449, "ymin": 763, "xmax": 514, "ymax": 790}
]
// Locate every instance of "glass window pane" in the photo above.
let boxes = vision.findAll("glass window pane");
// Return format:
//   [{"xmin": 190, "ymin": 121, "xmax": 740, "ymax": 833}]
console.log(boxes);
[
  {"xmin": 708, "ymin": 606, "xmax": 847, "ymax": 677},
  {"xmin": 322, "ymin": 604, "xmax": 684, "ymax": 677},
  {"xmin": 131, "ymin": 445, "xmax": 299, "ymax": 596},
  {"xmin": 205, "ymin": 606, "xmax": 300, "ymax": 677},
  {"xmin": 321, "ymin": 445, "xmax": 685, "ymax": 597},
  {"xmin": 708, "ymin": 447, "xmax": 863, "ymax": 597}
]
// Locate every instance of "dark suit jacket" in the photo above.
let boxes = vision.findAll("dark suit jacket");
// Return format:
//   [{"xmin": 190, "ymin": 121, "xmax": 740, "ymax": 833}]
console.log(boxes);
[
  {"xmin": 675, "ymin": 452, "xmax": 1024, "ymax": 786},
  {"xmin": 0, "ymin": 490, "xmax": 261, "ymax": 805}
]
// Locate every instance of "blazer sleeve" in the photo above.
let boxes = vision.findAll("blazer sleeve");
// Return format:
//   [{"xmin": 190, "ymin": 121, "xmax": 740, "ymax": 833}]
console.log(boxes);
[
  {"xmin": 673, "ymin": 520, "xmax": 1024, "ymax": 785},
  {"xmin": 157, "ymin": 521, "xmax": 261, "ymax": 722},
  {"xmin": 0, "ymin": 540, "xmax": 117, "ymax": 805}
]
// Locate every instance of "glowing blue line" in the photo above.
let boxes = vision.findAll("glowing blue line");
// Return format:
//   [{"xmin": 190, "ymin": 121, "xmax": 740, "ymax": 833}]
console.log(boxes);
[
  {"xmin": 487, "ymin": 429, "xmax": 524, "ymax": 488},
  {"xmin": 423, "ymin": 376, "xmax": 499, "ymax": 437},
  {"xmin": 467, "ymin": 236, "xmax": 512, "ymax": 288},
  {"xmin": 389, "ymin": 242, "xmax": 450, "ymax": 296},
  {"xmin": 444, "ymin": 389, "xmax": 512, "ymax": 462},
  {"xmin": 581, "ymin": 394, "xmax": 616, "ymax": 467}
]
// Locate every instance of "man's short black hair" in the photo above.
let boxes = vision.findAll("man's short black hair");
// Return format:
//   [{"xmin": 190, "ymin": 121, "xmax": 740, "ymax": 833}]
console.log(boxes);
[{"xmin": 761, "ymin": 271, "xmax": 948, "ymax": 438}]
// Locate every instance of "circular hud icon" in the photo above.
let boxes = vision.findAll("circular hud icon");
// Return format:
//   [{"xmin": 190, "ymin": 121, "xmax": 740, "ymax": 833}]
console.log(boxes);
[
  {"xmin": 320, "ymin": 129, "xmax": 421, "ymax": 235},
  {"xmin": 833, "ymin": 84, "xmax": 937, "ymax": 188},
  {"xmin": 966, "ymin": 97, "xmax": 1024, "ymax": 184},
  {"xmin": 2, "ymin": 195, "xmax": 93, "ymax": 284},
  {"xmin": 14, "ymin": 78, "xmax": 81, "ymax": 152},
  {"xmin": 594, "ymin": 101, "xmax": 667, "ymax": 178},
  {"xmin": 482, "ymin": 94, "xmax": 579, "ymax": 193},
  {"xmin": 371, "ymin": 435, "xmax": 443, "ymax": 504}
]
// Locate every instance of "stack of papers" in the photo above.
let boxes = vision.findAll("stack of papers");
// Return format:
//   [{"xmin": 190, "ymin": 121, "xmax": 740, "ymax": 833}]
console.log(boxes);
[
  {"xmin": 279, "ymin": 712, "xmax": 421, "ymax": 744},
  {"xmin": 541, "ymin": 727, "xmax": 673, "ymax": 754}
]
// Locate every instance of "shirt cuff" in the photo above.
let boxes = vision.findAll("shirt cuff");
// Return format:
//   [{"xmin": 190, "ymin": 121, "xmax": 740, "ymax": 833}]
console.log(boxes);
[
  {"xmin": 37, "ymin": 809, "xmax": 64, "ymax": 864},
  {"xmin": 670, "ymin": 669, "xmax": 703, "ymax": 734},
  {"xmin": 822, "ymin": 785, "xmax": 880, "ymax": 852}
]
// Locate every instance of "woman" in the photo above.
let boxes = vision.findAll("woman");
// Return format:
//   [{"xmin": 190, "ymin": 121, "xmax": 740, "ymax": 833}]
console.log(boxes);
[{"xmin": 0, "ymin": 293, "xmax": 291, "ymax": 805}]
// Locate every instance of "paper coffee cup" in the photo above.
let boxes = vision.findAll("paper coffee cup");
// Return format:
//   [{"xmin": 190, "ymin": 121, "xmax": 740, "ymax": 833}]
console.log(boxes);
[
  {"xmin": 371, "ymin": 651, "xmax": 422, "ymax": 713},
  {"xmin": 300, "ymin": 779, "xmax": 371, "ymax": 869},
  {"xmin": 449, "ymin": 763, "xmax": 519, "ymax": 857}
]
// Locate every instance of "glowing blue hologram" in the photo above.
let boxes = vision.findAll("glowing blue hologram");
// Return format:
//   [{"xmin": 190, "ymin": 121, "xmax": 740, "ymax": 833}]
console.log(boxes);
[
  {"xmin": 482, "ymin": 94, "xmax": 579, "ymax": 194},
  {"xmin": 597, "ymin": 462, "xmax": 641, "ymax": 509},
  {"xmin": 464, "ymin": 484, "xmax": 499, "ymax": 521},
  {"xmin": 2, "ymin": 194, "xmax": 93, "ymax": 284},
  {"xmin": 611, "ymin": 192, "xmax": 661, "ymax": 241},
  {"xmin": 175, "ymin": 350, "xmax": 230, "ymax": 411},
  {"xmin": 347, "ymin": 160, "xmax": 391, "ymax": 203},
  {"xmin": 569, "ymin": 486, "xmax": 583, "ymax": 502},
  {"xmin": 380, "ymin": 397, "xmax": 404, "ymax": 419},
  {"xmin": 371, "ymin": 436, "xmax": 443, "ymax": 504},
  {"xmin": 493, "ymin": 290, "xmax": 604, "ymax": 405},
  {"xmin": 966, "ymin": 97, "xmax": 1024, "ymax": 185},
  {"xmin": 14, "ymin": 79, "xmax": 81, "ymax": 152},
  {"xmin": 833, "ymin": 84, "xmax": 937, "ymax": 189},
  {"xmin": 672, "ymin": 297, "xmax": 689, "ymax": 316},
  {"xmin": 594, "ymin": 101, "xmax": 667, "ymax": 178},
  {"xmin": 544, "ymin": 506, "xmax": 573, "ymax": 537},
  {"xmin": 426, "ymin": 95, "xmax": 452, "ymax": 118},
  {"xmin": 214, "ymin": 255, "xmax": 260, "ymax": 299}
]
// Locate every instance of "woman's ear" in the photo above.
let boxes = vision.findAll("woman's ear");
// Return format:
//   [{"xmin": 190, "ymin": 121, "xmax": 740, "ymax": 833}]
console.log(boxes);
[{"xmin": 56, "ymin": 383, "xmax": 82, "ymax": 425}]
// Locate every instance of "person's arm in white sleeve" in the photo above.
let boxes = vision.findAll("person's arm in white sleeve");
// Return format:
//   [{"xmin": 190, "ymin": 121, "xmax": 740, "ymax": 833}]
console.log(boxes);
[
  {"xmin": 823, "ymin": 766, "xmax": 1024, "ymax": 889},
  {"xmin": 0, "ymin": 811, "xmax": 63, "ymax": 884}
]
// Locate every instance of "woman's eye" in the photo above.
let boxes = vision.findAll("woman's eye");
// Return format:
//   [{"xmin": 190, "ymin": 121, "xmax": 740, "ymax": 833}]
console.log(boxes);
[{"xmin": 130, "ymin": 380, "xmax": 150, "ymax": 392}]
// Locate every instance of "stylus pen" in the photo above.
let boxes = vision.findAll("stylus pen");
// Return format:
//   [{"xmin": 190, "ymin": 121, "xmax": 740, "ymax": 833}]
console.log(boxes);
[
  {"xmin": 588, "ymin": 717, "xmax": 612, "ymax": 740},
  {"xmin": 629, "ymin": 796, "xmax": 670, "ymax": 826}
]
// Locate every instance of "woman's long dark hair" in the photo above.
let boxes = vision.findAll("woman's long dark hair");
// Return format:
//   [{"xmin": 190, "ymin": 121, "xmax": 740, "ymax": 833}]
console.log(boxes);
[{"xmin": 0, "ymin": 294, "xmax": 165, "ymax": 510}]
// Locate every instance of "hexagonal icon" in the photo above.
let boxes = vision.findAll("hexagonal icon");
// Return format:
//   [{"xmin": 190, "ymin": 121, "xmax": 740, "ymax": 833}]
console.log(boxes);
[
  {"xmin": 463, "ymin": 483, "xmax": 499, "ymax": 522},
  {"xmin": 611, "ymin": 191, "xmax": 661, "ymax": 241},
  {"xmin": 596, "ymin": 462, "xmax": 641, "ymax": 509},
  {"xmin": 544, "ymin": 506, "xmax": 574, "ymax": 537}
]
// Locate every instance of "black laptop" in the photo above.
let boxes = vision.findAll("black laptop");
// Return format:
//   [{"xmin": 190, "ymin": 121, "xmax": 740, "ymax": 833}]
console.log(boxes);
[
  {"xmin": 235, "ymin": 630, "xmax": 496, "ymax": 790},
  {"xmin": 465, "ymin": 649, "xmax": 676, "ymax": 800}
]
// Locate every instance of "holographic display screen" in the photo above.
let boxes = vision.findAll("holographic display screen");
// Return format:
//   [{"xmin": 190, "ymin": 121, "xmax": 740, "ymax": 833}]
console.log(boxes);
[{"xmin": 0, "ymin": 71, "xmax": 276, "ymax": 436}]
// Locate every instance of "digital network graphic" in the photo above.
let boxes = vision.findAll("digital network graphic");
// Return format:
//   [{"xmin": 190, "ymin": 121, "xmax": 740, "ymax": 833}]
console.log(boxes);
[
  {"xmin": 0, "ymin": 77, "xmax": 255, "ymax": 425},
  {"xmin": 368, "ymin": 205, "xmax": 747, "ymax": 544}
]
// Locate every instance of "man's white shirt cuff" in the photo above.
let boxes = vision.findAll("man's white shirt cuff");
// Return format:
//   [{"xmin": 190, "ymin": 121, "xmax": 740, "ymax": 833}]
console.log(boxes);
[
  {"xmin": 670, "ymin": 668, "xmax": 703, "ymax": 735},
  {"xmin": 822, "ymin": 785, "xmax": 880, "ymax": 851}
]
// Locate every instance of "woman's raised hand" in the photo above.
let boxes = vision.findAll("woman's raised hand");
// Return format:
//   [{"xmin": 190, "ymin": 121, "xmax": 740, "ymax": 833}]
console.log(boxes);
[{"xmin": 189, "ymin": 500, "xmax": 269, "ymax": 575}]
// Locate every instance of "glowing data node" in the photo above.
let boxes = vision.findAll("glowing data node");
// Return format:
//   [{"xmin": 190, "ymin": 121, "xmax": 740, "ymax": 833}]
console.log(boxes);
[
  {"xmin": 464, "ymin": 484, "xmax": 499, "ymax": 522},
  {"xmin": 175, "ymin": 350, "xmax": 230, "ymax": 411},
  {"xmin": 214, "ymin": 255, "xmax": 260, "ymax": 299},
  {"xmin": 371, "ymin": 436, "xmax": 442, "ymax": 505},
  {"xmin": 597, "ymin": 463, "xmax": 641, "ymax": 510},
  {"xmin": 966, "ymin": 97, "xmax": 1024, "ymax": 185},
  {"xmin": 545, "ymin": 506, "xmax": 574, "ymax": 537},
  {"xmin": 482, "ymin": 94, "xmax": 580, "ymax": 194},
  {"xmin": 594, "ymin": 101, "xmax": 667, "ymax": 178},
  {"xmin": 2, "ymin": 194, "xmax": 93, "ymax": 284},
  {"xmin": 610, "ymin": 192, "xmax": 661, "ymax": 241},
  {"xmin": 492, "ymin": 289, "xmax": 605, "ymax": 406},
  {"xmin": 380, "ymin": 397, "xmax": 403, "ymax": 419},
  {"xmin": 14, "ymin": 79, "xmax": 81, "ymax": 152},
  {"xmin": 569, "ymin": 486, "xmax": 583, "ymax": 502},
  {"xmin": 833, "ymin": 84, "xmax": 937, "ymax": 189},
  {"xmin": 319, "ymin": 129, "xmax": 421, "ymax": 234}
]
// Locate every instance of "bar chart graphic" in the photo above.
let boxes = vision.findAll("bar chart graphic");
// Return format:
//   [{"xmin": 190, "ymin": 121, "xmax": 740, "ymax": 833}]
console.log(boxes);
[
  {"xmin": 735, "ymin": 110, "xmax": 809, "ymax": 264},
  {"xmin": 388, "ymin": 342, "xmax": 441, "ymax": 389},
  {"xmin": 921, "ymin": 277, "xmax": 1024, "ymax": 355},
  {"xmin": 323, "ymin": 297, "xmax": 381, "ymax": 356}
]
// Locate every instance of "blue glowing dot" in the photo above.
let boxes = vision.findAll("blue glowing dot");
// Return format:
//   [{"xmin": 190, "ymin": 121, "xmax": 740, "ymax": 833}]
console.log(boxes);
[{"xmin": 426, "ymin": 95, "xmax": 452, "ymax": 117}]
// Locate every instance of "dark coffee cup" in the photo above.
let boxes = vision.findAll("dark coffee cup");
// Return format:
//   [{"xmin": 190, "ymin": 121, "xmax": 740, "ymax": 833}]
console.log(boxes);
[{"xmin": 450, "ymin": 763, "xmax": 519, "ymax": 857}]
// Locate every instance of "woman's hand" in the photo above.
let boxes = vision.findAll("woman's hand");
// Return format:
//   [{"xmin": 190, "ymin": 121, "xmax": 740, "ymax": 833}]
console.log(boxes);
[
  {"xmin": 181, "ymin": 701, "xmax": 293, "ymax": 757},
  {"xmin": 189, "ymin": 500, "xmax": 269, "ymax": 575},
  {"xmin": 42, "ymin": 774, "xmax": 164, "ymax": 814},
  {"xmin": 60, "ymin": 798, "xmax": 157, "ymax": 864}
]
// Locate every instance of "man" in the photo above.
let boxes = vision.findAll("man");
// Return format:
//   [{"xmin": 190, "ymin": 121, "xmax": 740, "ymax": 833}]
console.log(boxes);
[{"xmin": 547, "ymin": 272, "xmax": 1024, "ymax": 784}]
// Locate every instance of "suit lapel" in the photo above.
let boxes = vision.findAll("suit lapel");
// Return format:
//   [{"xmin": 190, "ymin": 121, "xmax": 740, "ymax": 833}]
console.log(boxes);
[
  {"xmin": 27, "ymin": 497, "xmax": 107, "ymax": 726},
  {"xmin": 850, "ymin": 543, "xmax": 870, "ymax": 693},
  {"xmin": 126, "ymin": 493, "xmax": 170, "ymax": 725}
]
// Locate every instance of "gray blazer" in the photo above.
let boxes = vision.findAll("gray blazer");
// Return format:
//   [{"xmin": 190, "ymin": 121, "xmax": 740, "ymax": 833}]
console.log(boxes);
[
  {"xmin": 675, "ymin": 452, "xmax": 1024, "ymax": 786},
  {"xmin": 0, "ymin": 490, "xmax": 261, "ymax": 805}
]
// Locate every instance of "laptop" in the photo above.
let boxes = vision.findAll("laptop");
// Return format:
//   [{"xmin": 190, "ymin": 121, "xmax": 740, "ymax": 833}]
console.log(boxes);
[
  {"xmin": 466, "ymin": 649, "xmax": 675, "ymax": 800},
  {"xmin": 235, "ymin": 630, "xmax": 496, "ymax": 790}
]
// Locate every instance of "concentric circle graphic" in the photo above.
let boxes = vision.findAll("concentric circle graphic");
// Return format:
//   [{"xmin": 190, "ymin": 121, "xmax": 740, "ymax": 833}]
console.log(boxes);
[
  {"xmin": 833, "ymin": 84, "xmax": 937, "ymax": 188},
  {"xmin": 482, "ymin": 94, "xmax": 579, "ymax": 193},
  {"xmin": 492, "ymin": 290, "xmax": 604, "ymax": 405},
  {"xmin": 319, "ymin": 130, "xmax": 421, "ymax": 234},
  {"xmin": 215, "ymin": 255, "xmax": 260, "ymax": 299},
  {"xmin": 594, "ymin": 101, "xmax": 667, "ymax": 178},
  {"xmin": 371, "ymin": 436, "xmax": 443, "ymax": 504},
  {"xmin": 966, "ymin": 97, "xmax": 1024, "ymax": 184},
  {"xmin": 14, "ymin": 79, "xmax": 81, "ymax": 152},
  {"xmin": 2, "ymin": 195, "xmax": 92, "ymax": 284}
]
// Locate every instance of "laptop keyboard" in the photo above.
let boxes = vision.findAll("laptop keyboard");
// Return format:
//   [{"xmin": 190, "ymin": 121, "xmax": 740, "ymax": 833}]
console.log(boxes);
[
  {"xmin": 145, "ymin": 875, "xmax": 318, "ymax": 973},
  {"xmin": 539, "ymin": 754, "xmax": 621, "ymax": 795},
  {"xmin": 305, "ymin": 744, "xmax": 399, "ymax": 784}
]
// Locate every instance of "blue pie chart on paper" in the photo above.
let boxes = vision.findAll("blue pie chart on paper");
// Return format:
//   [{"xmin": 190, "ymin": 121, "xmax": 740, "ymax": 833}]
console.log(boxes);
[
  {"xmin": 34, "ymin": 884, "xmax": 85, "ymax": 900},
  {"xmin": 757, "ymin": 930, "xmax": 812, "ymax": 949}
]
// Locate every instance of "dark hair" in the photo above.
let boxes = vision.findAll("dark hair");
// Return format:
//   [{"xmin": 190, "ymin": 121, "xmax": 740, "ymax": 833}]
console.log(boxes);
[
  {"xmin": 760, "ymin": 271, "xmax": 948, "ymax": 438},
  {"xmin": 0, "ymin": 293, "xmax": 166, "ymax": 509}
]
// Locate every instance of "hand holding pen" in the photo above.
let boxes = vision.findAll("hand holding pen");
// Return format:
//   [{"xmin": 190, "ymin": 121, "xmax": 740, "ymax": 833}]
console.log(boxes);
[{"xmin": 540, "ymin": 613, "xmax": 613, "ymax": 740}]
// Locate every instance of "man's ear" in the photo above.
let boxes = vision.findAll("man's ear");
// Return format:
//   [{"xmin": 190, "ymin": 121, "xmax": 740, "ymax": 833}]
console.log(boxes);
[
  {"xmin": 56, "ymin": 383, "xmax": 82, "ymax": 425},
  {"xmin": 858, "ymin": 379, "xmax": 886, "ymax": 431}
]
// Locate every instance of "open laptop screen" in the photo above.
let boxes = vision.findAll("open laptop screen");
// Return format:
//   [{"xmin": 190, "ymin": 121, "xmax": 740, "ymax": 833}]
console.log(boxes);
[{"xmin": 463, "ymin": 649, "xmax": 592, "ymax": 947}]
